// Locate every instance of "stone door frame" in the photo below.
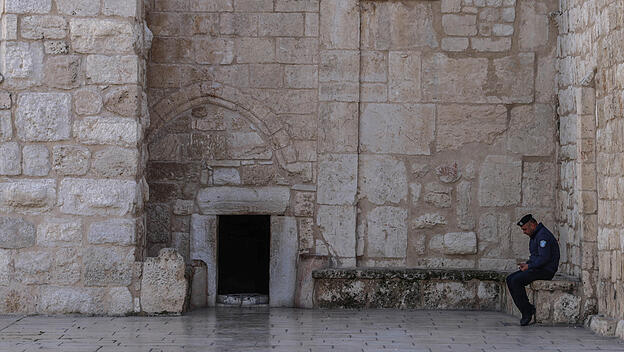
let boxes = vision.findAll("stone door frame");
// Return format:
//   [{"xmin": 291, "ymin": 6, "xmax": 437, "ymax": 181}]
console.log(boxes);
[{"xmin": 190, "ymin": 210, "xmax": 298, "ymax": 307}]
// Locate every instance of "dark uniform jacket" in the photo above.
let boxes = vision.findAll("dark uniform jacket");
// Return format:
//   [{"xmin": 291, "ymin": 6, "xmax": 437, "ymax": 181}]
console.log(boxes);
[{"xmin": 527, "ymin": 223, "xmax": 560, "ymax": 274}]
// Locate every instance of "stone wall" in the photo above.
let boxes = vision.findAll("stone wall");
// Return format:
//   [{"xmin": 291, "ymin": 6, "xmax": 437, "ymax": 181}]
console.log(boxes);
[
  {"xmin": 144, "ymin": 0, "xmax": 561, "ymax": 308},
  {"xmin": 556, "ymin": 0, "xmax": 624, "ymax": 325},
  {"xmin": 0, "ymin": 0, "xmax": 149, "ymax": 314}
]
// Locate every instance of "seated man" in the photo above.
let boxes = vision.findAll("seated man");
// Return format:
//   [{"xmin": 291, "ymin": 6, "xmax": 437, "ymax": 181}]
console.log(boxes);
[{"xmin": 506, "ymin": 214, "xmax": 560, "ymax": 326}]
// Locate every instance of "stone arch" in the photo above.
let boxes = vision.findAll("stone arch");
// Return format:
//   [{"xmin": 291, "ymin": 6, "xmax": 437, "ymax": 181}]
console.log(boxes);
[
  {"xmin": 147, "ymin": 82, "xmax": 294, "ymax": 169},
  {"xmin": 144, "ymin": 82, "xmax": 306, "ymax": 259}
]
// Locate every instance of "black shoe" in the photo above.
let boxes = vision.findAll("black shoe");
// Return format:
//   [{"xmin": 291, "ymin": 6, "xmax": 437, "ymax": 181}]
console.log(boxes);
[{"xmin": 520, "ymin": 306, "xmax": 536, "ymax": 326}]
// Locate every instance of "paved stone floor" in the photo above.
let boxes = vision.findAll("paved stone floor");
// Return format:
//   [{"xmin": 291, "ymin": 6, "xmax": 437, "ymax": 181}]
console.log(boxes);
[{"xmin": 0, "ymin": 308, "xmax": 623, "ymax": 352}]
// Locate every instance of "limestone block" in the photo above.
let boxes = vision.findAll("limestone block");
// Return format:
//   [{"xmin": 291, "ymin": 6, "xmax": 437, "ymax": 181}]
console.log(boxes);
[
  {"xmin": 492, "ymin": 54, "xmax": 534, "ymax": 103},
  {"xmin": 92, "ymin": 147, "xmax": 138, "ymax": 177},
  {"xmin": 52, "ymin": 145, "xmax": 90, "ymax": 176},
  {"xmin": 1, "ymin": 42, "xmax": 44, "ymax": 83},
  {"xmin": 442, "ymin": 0, "xmax": 462, "ymax": 12},
  {"xmin": 305, "ymin": 13, "xmax": 319, "ymax": 37},
  {"xmin": 213, "ymin": 168, "xmax": 241, "ymax": 185},
  {"xmin": 86, "ymin": 55, "xmax": 139, "ymax": 84},
  {"xmin": 298, "ymin": 218, "xmax": 314, "ymax": 254},
  {"xmin": 37, "ymin": 218, "xmax": 81, "ymax": 247},
  {"xmin": 506, "ymin": 104, "xmax": 555, "ymax": 156},
  {"xmin": 316, "ymin": 205, "xmax": 356, "ymax": 258},
  {"xmin": 194, "ymin": 38, "xmax": 234, "ymax": 65},
  {"xmin": 319, "ymin": 50, "xmax": 359, "ymax": 82},
  {"xmin": 102, "ymin": 0, "xmax": 137, "ymax": 17},
  {"xmin": 235, "ymin": 0, "xmax": 272, "ymax": 11},
  {"xmin": 236, "ymin": 38, "xmax": 274, "ymax": 63},
  {"xmin": 360, "ymin": 103, "xmax": 434, "ymax": 155},
  {"xmin": 317, "ymin": 153, "xmax": 357, "ymax": 205},
  {"xmin": 442, "ymin": 15, "xmax": 477, "ymax": 36},
  {"xmin": 422, "ymin": 282, "xmax": 476, "ymax": 309},
  {"xmin": 173, "ymin": 200, "xmax": 194, "ymax": 216},
  {"xmin": 457, "ymin": 181, "xmax": 474, "ymax": 230},
  {"xmin": 424, "ymin": 182, "xmax": 452, "ymax": 208},
  {"xmin": 196, "ymin": 186, "xmax": 290, "ymax": 214},
  {"xmin": 2, "ymin": 15, "xmax": 18, "ymax": 40},
  {"xmin": 74, "ymin": 116, "xmax": 140, "ymax": 147},
  {"xmin": 367, "ymin": 206, "xmax": 408, "ymax": 258},
  {"xmin": 0, "ymin": 179, "xmax": 56, "ymax": 214},
  {"xmin": 361, "ymin": 51, "xmax": 387, "ymax": 83},
  {"xmin": 318, "ymin": 102, "xmax": 358, "ymax": 152},
  {"xmin": 258, "ymin": 13, "xmax": 304, "ymax": 37},
  {"xmin": 20, "ymin": 16, "xmax": 67, "ymax": 39},
  {"xmin": 39, "ymin": 286, "xmax": 106, "ymax": 315},
  {"xmin": 84, "ymin": 246, "xmax": 134, "ymax": 286},
  {"xmin": 270, "ymin": 217, "xmax": 298, "ymax": 307},
  {"xmin": 359, "ymin": 155, "xmax": 407, "ymax": 205},
  {"xmin": 437, "ymin": 104, "xmax": 507, "ymax": 150},
  {"xmin": 0, "ymin": 142, "xmax": 21, "ymax": 175},
  {"xmin": 141, "ymin": 248, "xmax": 187, "ymax": 314},
  {"xmin": 16, "ymin": 93, "xmax": 71, "ymax": 142},
  {"xmin": 471, "ymin": 37, "xmax": 511, "ymax": 52},
  {"xmin": 88, "ymin": 219, "xmax": 136, "ymax": 245},
  {"xmin": 360, "ymin": 1, "xmax": 437, "ymax": 50},
  {"xmin": 0, "ymin": 111, "xmax": 11, "ymax": 142},
  {"xmin": 103, "ymin": 85, "xmax": 140, "ymax": 117},
  {"xmin": 59, "ymin": 178, "xmax": 138, "ymax": 216},
  {"xmin": 442, "ymin": 232, "xmax": 477, "ymax": 254},
  {"xmin": 190, "ymin": 214, "xmax": 217, "ymax": 305},
  {"xmin": 518, "ymin": 0, "xmax": 549, "ymax": 50},
  {"xmin": 441, "ymin": 37, "xmax": 469, "ymax": 51},
  {"xmin": 22, "ymin": 145, "xmax": 50, "ymax": 176},
  {"xmin": 478, "ymin": 258, "xmax": 515, "ymax": 270},
  {"xmin": 522, "ymin": 162, "xmax": 555, "ymax": 207},
  {"xmin": 478, "ymin": 155, "xmax": 521, "ymax": 206},
  {"xmin": 0, "ymin": 216, "xmax": 36, "ymax": 249},
  {"xmin": 56, "ymin": 0, "xmax": 100, "ymax": 15},
  {"xmin": 44, "ymin": 40, "xmax": 69, "ymax": 55},
  {"xmin": 410, "ymin": 183, "xmax": 422, "ymax": 204},
  {"xmin": 249, "ymin": 64, "xmax": 282, "ymax": 88},
  {"xmin": 276, "ymin": 0, "xmax": 318, "ymax": 12},
  {"xmin": 14, "ymin": 248, "xmax": 80, "ymax": 285},
  {"xmin": 109, "ymin": 287, "xmax": 133, "ymax": 316},
  {"xmin": 493, "ymin": 24, "xmax": 514, "ymax": 36},
  {"xmin": 0, "ymin": 249, "xmax": 10, "ymax": 284},
  {"xmin": 422, "ymin": 54, "xmax": 488, "ymax": 103},
  {"xmin": 5, "ymin": 0, "xmax": 51, "ymax": 14},
  {"xmin": 617, "ymin": 320, "xmax": 624, "ymax": 340},
  {"xmin": 74, "ymin": 87, "xmax": 103, "ymax": 116},
  {"xmin": 478, "ymin": 212, "xmax": 510, "ymax": 258},
  {"xmin": 388, "ymin": 51, "xmax": 421, "ymax": 102},
  {"xmin": 411, "ymin": 213, "xmax": 447, "ymax": 229},
  {"xmin": 320, "ymin": 0, "xmax": 359, "ymax": 49},
  {"xmin": 191, "ymin": 0, "xmax": 233, "ymax": 11},
  {"xmin": 284, "ymin": 65, "xmax": 318, "ymax": 89},
  {"xmin": 589, "ymin": 315, "xmax": 618, "ymax": 336},
  {"xmin": 277, "ymin": 38, "xmax": 318, "ymax": 64},
  {"xmin": 227, "ymin": 131, "xmax": 272, "ymax": 159},
  {"xmin": 319, "ymin": 81, "xmax": 359, "ymax": 102},
  {"xmin": 294, "ymin": 192, "xmax": 315, "ymax": 217}
]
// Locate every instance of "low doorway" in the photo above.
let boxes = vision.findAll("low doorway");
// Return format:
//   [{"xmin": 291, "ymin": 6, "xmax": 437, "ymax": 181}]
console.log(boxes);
[{"xmin": 217, "ymin": 215, "xmax": 270, "ymax": 304}]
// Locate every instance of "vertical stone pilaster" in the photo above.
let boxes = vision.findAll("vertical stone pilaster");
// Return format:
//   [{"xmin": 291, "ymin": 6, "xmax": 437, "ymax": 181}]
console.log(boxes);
[
  {"xmin": 0, "ymin": 0, "xmax": 149, "ymax": 315},
  {"xmin": 316, "ymin": 0, "xmax": 360, "ymax": 268}
]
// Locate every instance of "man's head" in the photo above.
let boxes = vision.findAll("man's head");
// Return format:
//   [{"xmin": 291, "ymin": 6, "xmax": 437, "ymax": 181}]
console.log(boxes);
[{"xmin": 517, "ymin": 214, "xmax": 538, "ymax": 237}]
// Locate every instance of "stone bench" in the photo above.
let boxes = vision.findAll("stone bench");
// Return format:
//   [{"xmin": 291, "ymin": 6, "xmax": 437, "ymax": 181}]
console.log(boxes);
[{"xmin": 313, "ymin": 268, "xmax": 586, "ymax": 325}]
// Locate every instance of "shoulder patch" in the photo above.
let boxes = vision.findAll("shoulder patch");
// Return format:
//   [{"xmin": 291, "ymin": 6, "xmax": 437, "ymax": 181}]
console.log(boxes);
[{"xmin": 539, "ymin": 240, "xmax": 547, "ymax": 248}]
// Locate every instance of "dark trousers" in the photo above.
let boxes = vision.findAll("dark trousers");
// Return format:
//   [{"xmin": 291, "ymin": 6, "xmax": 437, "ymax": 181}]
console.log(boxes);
[{"xmin": 506, "ymin": 269, "xmax": 554, "ymax": 315}]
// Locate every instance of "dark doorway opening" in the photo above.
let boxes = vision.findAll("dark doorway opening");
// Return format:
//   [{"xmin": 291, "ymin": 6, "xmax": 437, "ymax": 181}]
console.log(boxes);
[{"xmin": 218, "ymin": 215, "xmax": 270, "ymax": 295}]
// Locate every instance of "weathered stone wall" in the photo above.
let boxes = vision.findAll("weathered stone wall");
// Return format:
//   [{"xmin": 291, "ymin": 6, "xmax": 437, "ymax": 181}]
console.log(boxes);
[
  {"xmin": 144, "ymin": 0, "xmax": 561, "ymax": 308},
  {"xmin": 556, "ymin": 0, "xmax": 624, "ymax": 325},
  {"xmin": 0, "ymin": 0, "xmax": 149, "ymax": 314}
]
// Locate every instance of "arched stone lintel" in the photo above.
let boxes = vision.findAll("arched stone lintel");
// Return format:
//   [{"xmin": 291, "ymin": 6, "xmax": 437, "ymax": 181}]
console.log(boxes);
[{"xmin": 147, "ymin": 82, "xmax": 294, "ymax": 169}]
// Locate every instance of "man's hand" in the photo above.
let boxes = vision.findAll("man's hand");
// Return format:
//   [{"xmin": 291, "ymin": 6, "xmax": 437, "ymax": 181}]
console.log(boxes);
[{"xmin": 518, "ymin": 263, "xmax": 529, "ymax": 271}]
